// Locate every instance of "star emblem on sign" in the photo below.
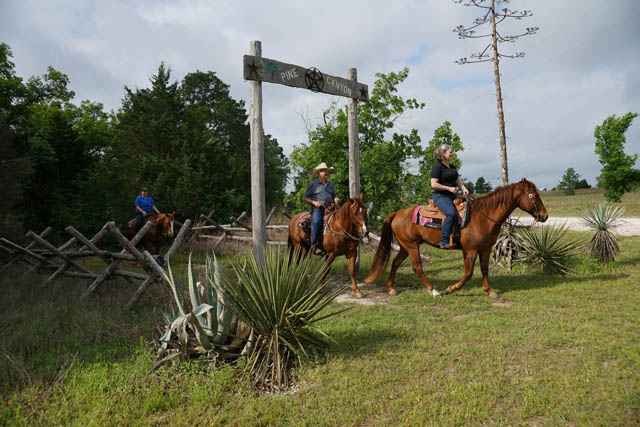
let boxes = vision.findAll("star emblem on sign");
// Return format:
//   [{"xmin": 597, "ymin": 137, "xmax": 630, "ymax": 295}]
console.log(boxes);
[{"xmin": 305, "ymin": 67, "xmax": 324, "ymax": 93}]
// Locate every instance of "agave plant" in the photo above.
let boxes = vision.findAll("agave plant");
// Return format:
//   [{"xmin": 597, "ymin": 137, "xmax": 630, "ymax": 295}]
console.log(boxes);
[
  {"xmin": 513, "ymin": 223, "xmax": 582, "ymax": 275},
  {"xmin": 580, "ymin": 203, "xmax": 624, "ymax": 263},
  {"xmin": 158, "ymin": 253, "xmax": 249, "ymax": 359},
  {"xmin": 215, "ymin": 248, "xmax": 347, "ymax": 392}
]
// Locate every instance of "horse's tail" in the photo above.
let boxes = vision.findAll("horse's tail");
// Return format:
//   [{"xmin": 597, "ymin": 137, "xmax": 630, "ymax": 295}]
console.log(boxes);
[
  {"xmin": 364, "ymin": 211, "xmax": 397, "ymax": 284},
  {"xmin": 287, "ymin": 233, "xmax": 294, "ymax": 259}
]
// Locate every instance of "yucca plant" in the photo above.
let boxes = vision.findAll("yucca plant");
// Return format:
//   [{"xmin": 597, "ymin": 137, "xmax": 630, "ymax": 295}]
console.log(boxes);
[
  {"xmin": 158, "ymin": 253, "xmax": 249, "ymax": 359},
  {"xmin": 215, "ymin": 248, "xmax": 348, "ymax": 392},
  {"xmin": 580, "ymin": 203, "xmax": 624, "ymax": 263},
  {"xmin": 513, "ymin": 223, "xmax": 582, "ymax": 275}
]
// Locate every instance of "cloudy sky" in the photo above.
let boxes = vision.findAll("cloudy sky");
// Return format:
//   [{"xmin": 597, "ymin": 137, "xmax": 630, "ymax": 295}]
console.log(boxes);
[{"xmin": 2, "ymin": 0, "xmax": 639, "ymax": 190}]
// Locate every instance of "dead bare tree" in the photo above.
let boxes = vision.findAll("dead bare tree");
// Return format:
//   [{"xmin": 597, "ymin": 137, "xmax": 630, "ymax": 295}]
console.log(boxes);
[{"xmin": 453, "ymin": 0, "xmax": 538, "ymax": 186}]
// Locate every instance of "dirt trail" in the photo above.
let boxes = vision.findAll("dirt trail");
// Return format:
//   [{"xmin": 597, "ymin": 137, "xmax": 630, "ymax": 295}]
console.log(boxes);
[{"xmin": 517, "ymin": 217, "xmax": 640, "ymax": 236}]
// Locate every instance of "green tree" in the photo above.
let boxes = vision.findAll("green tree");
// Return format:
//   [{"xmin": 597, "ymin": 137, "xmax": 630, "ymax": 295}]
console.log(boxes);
[
  {"xmin": 575, "ymin": 179, "xmax": 590, "ymax": 189},
  {"xmin": 558, "ymin": 167, "xmax": 581, "ymax": 195},
  {"xmin": 288, "ymin": 68, "xmax": 425, "ymax": 219},
  {"xmin": 475, "ymin": 176, "xmax": 492, "ymax": 194},
  {"xmin": 463, "ymin": 179, "xmax": 475, "ymax": 195},
  {"xmin": 0, "ymin": 113, "xmax": 33, "ymax": 237},
  {"xmin": 111, "ymin": 64, "xmax": 289, "ymax": 224},
  {"xmin": 594, "ymin": 112, "xmax": 639, "ymax": 202}
]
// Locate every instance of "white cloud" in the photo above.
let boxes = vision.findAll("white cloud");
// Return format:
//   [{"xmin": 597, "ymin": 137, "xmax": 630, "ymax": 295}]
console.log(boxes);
[{"xmin": 2, "ymin": 0, "xmax": 638, "ymax": 190}]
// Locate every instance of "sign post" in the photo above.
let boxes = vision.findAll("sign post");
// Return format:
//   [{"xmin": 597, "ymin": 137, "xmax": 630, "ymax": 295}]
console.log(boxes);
[
  {"xmin": 248, "ymin": 41, "xmax": 266, "ymax": 266},
  {"xmin": 244, "ymin": 41, "xmax": 368, "ymax": 267},
  {"xmin": 347, "ymin": 68, "xmax": 361, "ymax": 272}
]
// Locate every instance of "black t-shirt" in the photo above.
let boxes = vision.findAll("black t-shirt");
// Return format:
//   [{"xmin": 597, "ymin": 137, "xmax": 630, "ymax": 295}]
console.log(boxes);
[{"xmin": 430, "ymin": 162, "xmax": 459, "ymax": 195}]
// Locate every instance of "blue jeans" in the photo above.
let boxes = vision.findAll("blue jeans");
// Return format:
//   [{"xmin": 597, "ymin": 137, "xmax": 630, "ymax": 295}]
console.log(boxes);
[
  {"xmin": 135, "ymin": 212, "xmax": 145, "ymax": 232},
  {"xmin": 433, "ymin": 192, "xmax": 457, "ymax": 245},
  {"xmin": 311, "ymin": 206, "xmax": 325, "ymax": 247}
]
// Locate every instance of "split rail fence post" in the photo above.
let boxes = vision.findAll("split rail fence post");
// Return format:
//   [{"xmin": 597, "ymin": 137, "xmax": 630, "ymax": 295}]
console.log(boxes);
[
  {"xmin": 125, "ymin": 219, "xmax": 192, "ymax": 311},
  {"xmin": 80, "ymin": 221, "xmax": 152, "ymax": 301}
]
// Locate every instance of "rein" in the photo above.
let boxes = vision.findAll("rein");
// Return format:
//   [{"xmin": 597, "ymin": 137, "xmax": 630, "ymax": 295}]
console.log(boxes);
[
  {"xmin": 326, "ymin": 212, "xmax": 361, "ymax": 241},
  {"xmin": 466, "ymin": 194, "xmax": 506, "ymax": 227},
  {"xmin": 466, "ymin": 184, "xmax": 539, "ymax": 228}
]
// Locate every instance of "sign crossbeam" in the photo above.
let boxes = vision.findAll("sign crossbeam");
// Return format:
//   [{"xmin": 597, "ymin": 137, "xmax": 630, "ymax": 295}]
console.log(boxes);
[{"xmin": 243, "ymin": 55, "xmax": 368, "ymax": 101}]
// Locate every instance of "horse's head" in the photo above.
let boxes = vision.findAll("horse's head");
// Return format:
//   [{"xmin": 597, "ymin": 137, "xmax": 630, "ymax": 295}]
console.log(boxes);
[
  {"xmin": 517, "ymin": 179, "xmax": 548, "ymax": 223},
  {"xmin": 348, "ymin": 192, "xmax": 369, "ymax": 241},
  {"xmin": 155, "ymin": 211, "xmax": 175, "ymax": 237}
]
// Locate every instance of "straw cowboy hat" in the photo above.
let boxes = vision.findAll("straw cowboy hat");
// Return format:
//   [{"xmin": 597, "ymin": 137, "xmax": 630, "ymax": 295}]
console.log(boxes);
[{"xmin": 312, "ymin": 162, "xmax": 334, "ymax": 175}]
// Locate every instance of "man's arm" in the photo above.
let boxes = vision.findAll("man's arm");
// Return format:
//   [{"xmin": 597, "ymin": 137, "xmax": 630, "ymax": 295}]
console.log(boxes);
[
  {"xmin": 152, "ymin": 205, "xmax": 161, "ymax": 214},
  {"xmin": 303, "ymin": 182, "xmax": 320, "ymax": 207}
]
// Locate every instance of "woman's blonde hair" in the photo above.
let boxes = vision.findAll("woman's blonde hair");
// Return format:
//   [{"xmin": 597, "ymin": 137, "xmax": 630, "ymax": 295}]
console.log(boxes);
[{"xmin": 434, "ymin": 144, "xmax": 453, "ymax": 162}]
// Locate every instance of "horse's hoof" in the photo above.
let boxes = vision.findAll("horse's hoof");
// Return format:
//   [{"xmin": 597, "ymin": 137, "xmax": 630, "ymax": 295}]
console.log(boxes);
[
  {"xmin": 444, "ymin": 287, "xmax": 452, "ymax": 295},
  {"xmin": 431, "ymin": 289, "xmax": 442, "ymax": 298},
  {"xmin": 489, "ymin": 291, "xmax": 500, "ymax": 299},
  {"xmin": 354, "ymin": 292, "xmax": 364, "ymax": 299},
  {"xmin": 389, "ymin": 289, "xmax": 398, "ymax": 296}
]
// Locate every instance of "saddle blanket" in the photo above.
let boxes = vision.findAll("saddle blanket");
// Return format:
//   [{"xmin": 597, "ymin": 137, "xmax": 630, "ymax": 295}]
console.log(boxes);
[
  {"xmin": 412, "ymin": 203, "xmax": 470, "ymax": 230},
  {"xmin": 412, "ymin": 207, "xmax": 444, "ymax": 229}
]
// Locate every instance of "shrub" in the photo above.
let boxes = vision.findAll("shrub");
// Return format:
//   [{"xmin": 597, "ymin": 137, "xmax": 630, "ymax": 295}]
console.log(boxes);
[
  {"xmin": 580, "ymin": 203, "xmax": 624, "ymax": 262},
  {"xmin": 513, "ymin": 223, "xmax": 582, "ymax": 275},
  {"xmin": 219, "ymin": 248, "xmax": 347, "ymax": 392},
  {"xmin": 158, "ymin": 253, "xmax": 249, "ymax": 361}
]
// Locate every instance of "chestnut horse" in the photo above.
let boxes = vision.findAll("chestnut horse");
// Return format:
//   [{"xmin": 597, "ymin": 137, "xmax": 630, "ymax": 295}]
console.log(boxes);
[
  {"xmin": 364, "ymin": 179, "xmax": 548, "ymax": 298},
  {"xmin": 288, "ymin": 194, "xmax": 369, "ymax": 297},
  {"xmin": 124, "ymin": 212, "xmax": 175, "ymax": 254}
]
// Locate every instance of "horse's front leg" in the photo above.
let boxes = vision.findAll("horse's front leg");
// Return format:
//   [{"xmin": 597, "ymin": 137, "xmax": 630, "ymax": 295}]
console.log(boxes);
[
  {"xmin": 321, "ymin": 253, "xmax": 336, "ymax": 283},
  {"xmin": 479, "ymin": 248, "xmax": 499, "ymax": 298},
  {"xmin": 445, "ymin": 249, "xmax": 477, "ymax": 295},
  {"xmin": 346, "ymin": 251, "xmax": 362, "ymax": 298}
]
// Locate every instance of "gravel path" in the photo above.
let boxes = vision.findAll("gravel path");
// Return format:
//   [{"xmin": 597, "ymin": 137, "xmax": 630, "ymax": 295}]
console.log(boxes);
[{"xmin": 517, "ymin": 217, "xmax": 640, "ymax": 236}]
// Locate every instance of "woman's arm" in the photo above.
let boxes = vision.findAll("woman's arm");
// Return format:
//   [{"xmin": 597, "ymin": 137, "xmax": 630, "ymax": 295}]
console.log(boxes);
[
  {"xmin": 430, "ymin": 178, "xmax": 457, "ymax": 194},
  {"xmin": 456, "ymin": 177, "xmax": 469, "ymax": 196}
]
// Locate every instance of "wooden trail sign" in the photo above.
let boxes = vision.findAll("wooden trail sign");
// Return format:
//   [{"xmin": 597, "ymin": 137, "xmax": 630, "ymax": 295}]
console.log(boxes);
[{"xmin": 243, "ymin": 55, "xmax": 369, "ymax": 101}]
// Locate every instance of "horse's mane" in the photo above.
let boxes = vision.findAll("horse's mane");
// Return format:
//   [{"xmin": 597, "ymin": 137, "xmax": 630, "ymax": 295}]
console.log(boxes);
[
  {"xmin": 471, "ymin": 179, "xmax": 534, "ymax": 212},
  {"xmin": 335, "ymin": 199, "xmax": 354, "ymax": 221},
  {"xmin": 334, "ymin": 198, "xmax": 362, "ymax": 222}
]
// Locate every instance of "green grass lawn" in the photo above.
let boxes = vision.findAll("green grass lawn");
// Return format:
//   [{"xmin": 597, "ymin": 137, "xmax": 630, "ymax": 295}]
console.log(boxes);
[
  {"xmin": 1, "ymin": 233, "xmax": 639, "ymax": 425},
  {"xmin": 512, "ymin": 187, "xmax": 640, "ymax": 217}
]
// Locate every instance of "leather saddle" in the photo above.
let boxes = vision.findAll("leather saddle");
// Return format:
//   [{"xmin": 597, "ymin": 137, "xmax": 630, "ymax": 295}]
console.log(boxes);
[
  {"xmin": 418, "ymin": 198, "xmax": 467, "ymax": 221},
  {"xmin": 414, "ymin": 198, "xmax": 470, "ymax": 249},
  {"xmin": 297, "ymin": 205, "xmax": 336, "ymax": 236}
]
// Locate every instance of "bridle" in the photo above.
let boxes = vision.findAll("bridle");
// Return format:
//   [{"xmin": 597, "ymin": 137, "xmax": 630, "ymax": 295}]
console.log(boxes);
[
  {"xmin": 326, "ymin": 202, "xmax": 367, "ymax": 242},
  {"xmin": 466, "ymin": 184, "xmax": 540, "ymax": 227}
]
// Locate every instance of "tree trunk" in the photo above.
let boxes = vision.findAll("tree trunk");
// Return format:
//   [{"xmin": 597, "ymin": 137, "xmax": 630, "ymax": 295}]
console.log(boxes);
[{"xmin": 491, "ymin": 0, "xmax": 509, "ymax": 186}]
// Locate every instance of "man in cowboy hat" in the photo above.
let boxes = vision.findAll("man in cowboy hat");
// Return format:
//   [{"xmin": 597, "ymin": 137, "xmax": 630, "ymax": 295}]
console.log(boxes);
[{"xmin": 303, "ymin": 162, "xmax": 340, "ymax": 256}]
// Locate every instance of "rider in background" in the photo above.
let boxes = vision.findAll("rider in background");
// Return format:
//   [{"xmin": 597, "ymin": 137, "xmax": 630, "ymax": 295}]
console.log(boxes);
[
  {"xmin": 430, "ymin": 145, "xmax": 469, "ymax": 249},
  {"xmin": 303, "ymin": 163, "xmax": 340, "ymax": 256},
  {"xmin": 135, "ymin": 186, "xmax": 161, "ymax": 232}
]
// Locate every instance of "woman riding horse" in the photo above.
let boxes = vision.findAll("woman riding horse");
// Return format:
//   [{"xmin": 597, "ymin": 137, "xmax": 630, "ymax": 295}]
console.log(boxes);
[
  {"xmin": 135, "ymin": 186, "xmax": 161, "ymax": 232},
  {"xmin": 365, "ymin": 178, "xmax": 548, "ymax": 299},
  {"xmin": 430, "ymin": 144, "xmax": 469, "ymax": 249}
]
